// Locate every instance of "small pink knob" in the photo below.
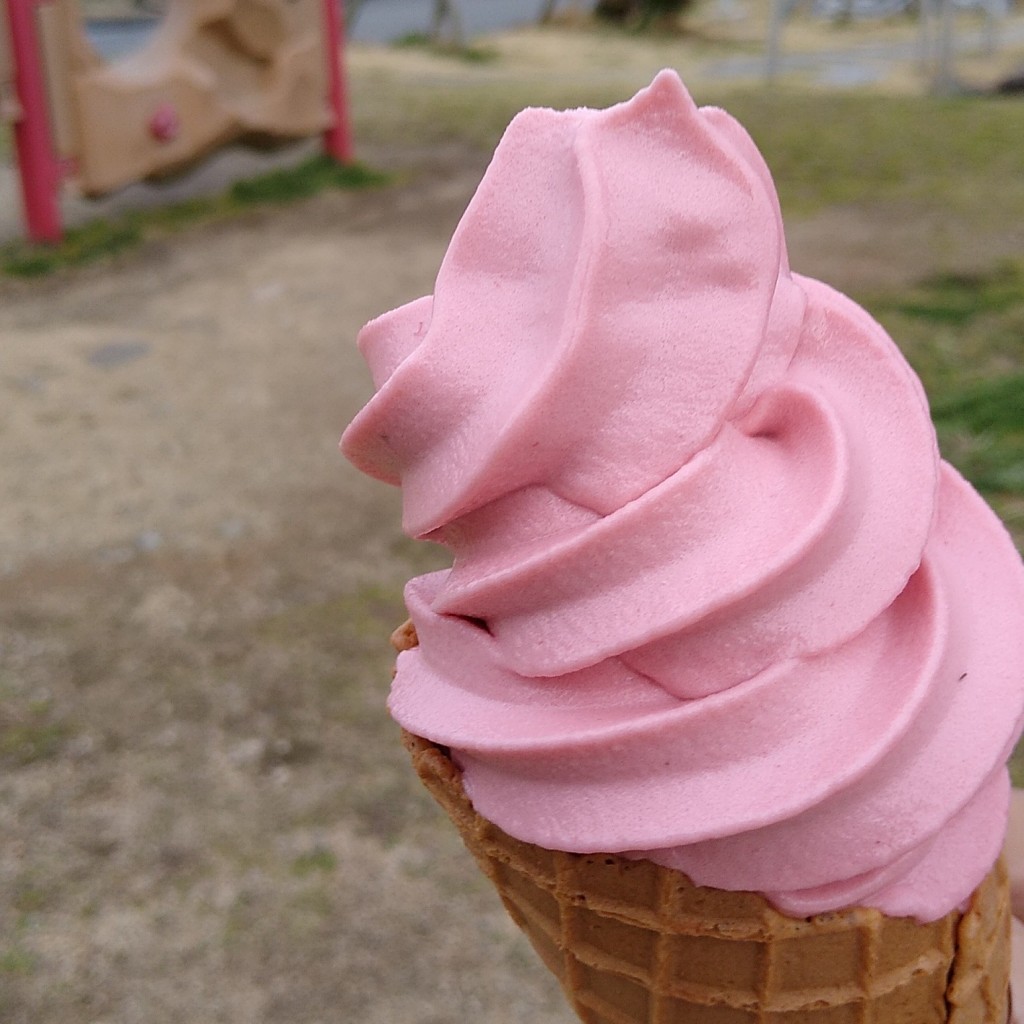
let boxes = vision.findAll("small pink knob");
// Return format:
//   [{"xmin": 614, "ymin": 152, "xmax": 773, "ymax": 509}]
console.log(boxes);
[{"xmin": 148, "ymin": 103, "xmax": 180, "ymax": 143}]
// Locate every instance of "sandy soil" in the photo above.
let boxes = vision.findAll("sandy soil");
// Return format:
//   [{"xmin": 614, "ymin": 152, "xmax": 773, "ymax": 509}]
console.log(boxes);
[
  {"xmin": 2, "ymin": 27, "xmax": 1024, "ymax": 1022},
  {"xmin": 1, "ymin": 144, "xmax": 588, "ymax": 1024}
]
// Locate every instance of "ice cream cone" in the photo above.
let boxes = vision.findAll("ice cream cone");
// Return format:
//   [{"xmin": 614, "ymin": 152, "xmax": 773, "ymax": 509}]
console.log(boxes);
[
  {"xmin": 401, "ymin": 726, "xmax": 1010, "ymax": 1024},
  {"xmin": 344, "ymin": 69, "xmax": 1024, "ymax": 1024}
]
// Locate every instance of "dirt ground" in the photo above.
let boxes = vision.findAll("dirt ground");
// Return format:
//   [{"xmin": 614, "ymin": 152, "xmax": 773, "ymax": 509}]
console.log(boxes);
[{"xmin": 2, "ymin": 26, "xmax": 1024, "ymax": 1023}]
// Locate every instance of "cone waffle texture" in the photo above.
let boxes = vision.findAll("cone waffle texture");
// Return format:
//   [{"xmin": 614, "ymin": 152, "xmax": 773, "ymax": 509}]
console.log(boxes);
[{"xmin": 402, "ymin": 729, "xmax": 1011, "ymax": 1024}]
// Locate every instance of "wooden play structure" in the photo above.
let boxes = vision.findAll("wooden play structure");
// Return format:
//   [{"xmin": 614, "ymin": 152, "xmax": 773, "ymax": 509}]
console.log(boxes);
[{"xmin": 0, "ymin": 0, "xmax": 351, "ymax": 242}]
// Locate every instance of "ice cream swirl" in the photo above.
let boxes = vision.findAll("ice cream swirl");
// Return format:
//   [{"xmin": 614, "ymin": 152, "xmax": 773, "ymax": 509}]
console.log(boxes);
[{"xmin": 341, "ymin": 71, "xmax": 1024, "ymax": 921}]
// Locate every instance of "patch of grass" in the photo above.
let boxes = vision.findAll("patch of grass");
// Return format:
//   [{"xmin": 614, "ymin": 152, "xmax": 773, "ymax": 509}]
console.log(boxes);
[
  {"xmin": 1011, "ymin": 744, "xmax": 1024, "ymax": 789},
  {"xmin": 228, "ymin": 157, "xmax": 388, "ymax": 205},
  {"xmin": 938, "ymin": 428, "xmax": 1024, "ymax": 497},
  {"xmin": 877, "ymin": 263, "xmax": 1024, "ymax": 327},
  {"xmin": 1, "ymin": 220, "xmax": 142, "ymax": 277},
  {"xmin": 872, "ymin": 262, "xmax": 1024, "ymax": 372},
  {"xmin": 349, "ymin": 76, "xmax": 630, "ymax": 153},
  {"xmin": 0, "ymin": 155, "xmax": 389, "ymax": 278},
  {"xmin": 394, "ymin": 31, "xmax": 432, "ymax": 47},
  {"xmin": 931, "ymin": 373, "xmax": 1024, "ymax": 436},
  {"xmin": 291, "ymin": 848, "xmax": 338, "ymax": 877},
  {"xmin": 866, "ymin": 261, "xmax": 1024, "ymax": 535},
  {"xmin": 0, "ymin": 946, "xmax": 35, "ymax": 976},
  {"xmin": 721, "ymin": 92, "xmax": 1024, "ymax": 218},
  {"xmin": 0, "ymin": 720, "xmax": 69, "ymax": 766},
  {"xmin": 393, "ymin": 32, "xmax": 499, "ymax": 63},
  {"xmin": 350, "ymin": 78, "xmax": 1024, "ymax": 229},
  {"xmin": 287, "ymin": 886, "xmax": 333, "ymax": 925}
]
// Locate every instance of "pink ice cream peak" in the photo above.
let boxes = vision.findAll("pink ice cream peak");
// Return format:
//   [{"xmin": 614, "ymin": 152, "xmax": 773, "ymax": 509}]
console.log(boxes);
[{"xmin": 341, "ymin": 69, "xmax": 1024, "ymax": 923}]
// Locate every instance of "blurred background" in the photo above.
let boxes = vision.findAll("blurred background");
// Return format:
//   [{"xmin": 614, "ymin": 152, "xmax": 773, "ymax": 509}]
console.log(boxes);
[{"xmin": 1, "ymin": 1, "xmax": 1023, "ymax": 1021}]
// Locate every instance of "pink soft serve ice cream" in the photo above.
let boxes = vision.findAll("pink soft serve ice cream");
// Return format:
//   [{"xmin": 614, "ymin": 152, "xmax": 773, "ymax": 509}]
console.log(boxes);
[{"xmin": 341, "ymin": 70, "xmax": 1024, "ymax": 924}]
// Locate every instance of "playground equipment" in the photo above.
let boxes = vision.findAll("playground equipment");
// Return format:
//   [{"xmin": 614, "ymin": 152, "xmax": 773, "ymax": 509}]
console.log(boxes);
[{"xmin": 0, "ymin": 0, "xmax": 352, "ymax": 242}]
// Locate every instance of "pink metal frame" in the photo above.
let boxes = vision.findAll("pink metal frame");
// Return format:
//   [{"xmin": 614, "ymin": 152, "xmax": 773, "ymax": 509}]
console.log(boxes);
[
  {"xmin": 5, "ymin": 0, "xmax": 64, "ymax": 243},
  {"xmin": 321, "ymin": 0, "xmax": 353, "ymax": 162}
]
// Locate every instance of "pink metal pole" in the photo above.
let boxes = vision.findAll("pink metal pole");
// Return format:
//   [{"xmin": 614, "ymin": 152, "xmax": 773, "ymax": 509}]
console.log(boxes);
[
  {"xmin": 321, "ymin": 0, "xmax": 353, "ymax": 163},
  {"xmin": 5, "ymin": 0, "xmax": 63, "ymax": 242}
]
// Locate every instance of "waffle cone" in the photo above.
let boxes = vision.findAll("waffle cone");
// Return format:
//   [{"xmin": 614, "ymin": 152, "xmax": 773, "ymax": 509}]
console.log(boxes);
[{"xmin": 401, "ymin": 729, "xmax": 1011, "ymax": 1024}]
